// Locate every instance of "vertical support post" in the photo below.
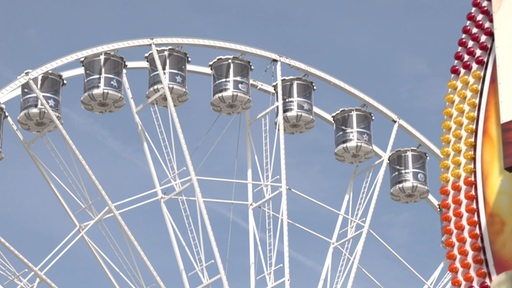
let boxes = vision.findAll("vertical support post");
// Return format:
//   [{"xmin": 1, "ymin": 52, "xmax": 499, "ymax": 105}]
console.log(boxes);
[
  {"xmin": 123, "ymin": 73, "xmax": 190, "ymax": 288},
  {"xmin": 492, "ymin": 0, "xmax": 512, "ymax": 172},
  {"xmin": 346, "ymin": 120, "xmax": 400, "ymax": 287},
  {"xmin": 275, "ymin": 60, "xmax": 291, "ymax": 288},
  {"xmin": 150, "ymin": 43, "xmax": 229, "ymax": 287},
  {"xmin": 317, "ymin": 169, "xmax": 355, "ymax": 288},
  {"xmin": 246, "ymin": 110, "xmax": 256, "ymax": 288},
  {"xmin": 0, "ymin": 104, "xmax": 5, "ymax": 160}
]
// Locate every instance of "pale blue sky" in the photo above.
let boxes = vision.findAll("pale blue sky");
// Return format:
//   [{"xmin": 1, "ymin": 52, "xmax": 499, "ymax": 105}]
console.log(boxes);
[{"xmin": 0, "ymin": 1, "xmax": 470, "ymax": 287}]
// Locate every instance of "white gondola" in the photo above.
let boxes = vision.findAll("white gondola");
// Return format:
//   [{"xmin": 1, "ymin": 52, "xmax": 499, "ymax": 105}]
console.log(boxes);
[
  {"xmin": 145, "ymin": 47, "xmax": 190, "ymax": 108},
  {"xmin": 0, "ymin": 104, "xmax": 6, "ymax": 160},
  {"xmin": 333, "ymin": 107, "xmax": 374, "ymax": 164},
  {"xmin": 209, "ymin": 56, "xmax": 252, "ymax": 114},
  {"xmin": 17, "ymin": 71, "xmax": 65, "ymax": 133},
  {"xmin": 81, "ymin": 52, "xmax": 126, "ymax": 113},
  {"xmin": 388, "ymin": 148, "xmax": 430, "ymax": 203},
  {"xmin": 274, "ymin": 77, "xmax": 315, "ymax": 134}
]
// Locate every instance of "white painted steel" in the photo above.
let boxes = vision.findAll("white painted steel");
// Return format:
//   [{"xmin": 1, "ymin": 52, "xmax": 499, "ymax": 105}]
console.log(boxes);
[
  {"xmin": 124, "ymin": 73, "xmax": 191, "ymax": 288},
  {"xmin": 275, "ymin": 61, "xmax": 291, "ymax": 288},
  {"xmin": 28, "ymin": 77, "xmax": 166, "ymax": 288},
  {"xmin": 0, "ymin": 38, "xmax": 444, "ymax": 288}
]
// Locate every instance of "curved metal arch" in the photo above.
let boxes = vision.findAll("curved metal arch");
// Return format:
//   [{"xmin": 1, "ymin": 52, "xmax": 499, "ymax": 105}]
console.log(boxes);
[{"xmin": 0, "ymin": 37, "xmax": 440, "ymax": 161}]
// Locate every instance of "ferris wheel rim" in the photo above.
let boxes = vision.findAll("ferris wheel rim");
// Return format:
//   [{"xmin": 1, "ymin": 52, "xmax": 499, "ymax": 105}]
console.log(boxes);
[
  {"xmin": 0, "ymin": 37, "xmax": 442, "ymax": 215},
  {"xmin": 0, "ymin": 37, "xmax": 440, "ymax": 161}
]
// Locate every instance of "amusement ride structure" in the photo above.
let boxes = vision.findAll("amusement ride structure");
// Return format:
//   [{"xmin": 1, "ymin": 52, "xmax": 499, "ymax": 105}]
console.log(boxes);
[{"xmin": 0, "ymin": 1, "xmax": 510, "ymax": 287}]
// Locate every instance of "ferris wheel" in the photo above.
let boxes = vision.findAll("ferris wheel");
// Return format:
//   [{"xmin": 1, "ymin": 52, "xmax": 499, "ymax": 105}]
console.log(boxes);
[{"xmin": 0, "ymin": 38, "xmax": 452, "ymax": 288}]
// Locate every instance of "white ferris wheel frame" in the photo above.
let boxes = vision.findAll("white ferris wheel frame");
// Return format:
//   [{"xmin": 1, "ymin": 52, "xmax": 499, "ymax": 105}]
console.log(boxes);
[{"xmin": 0, "ymin": 37, "xmax": 445, "ymax": 288}]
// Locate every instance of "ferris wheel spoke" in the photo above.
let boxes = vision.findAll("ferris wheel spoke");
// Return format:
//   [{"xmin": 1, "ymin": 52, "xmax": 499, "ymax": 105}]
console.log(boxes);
[
  {"xmin": 123, "ymin": 44, "xmax": 230, "ymax": 287},
  {"xmin": 14, "ymin": 77, "xmax": 166, "ymax": 288},
  {"xmin": 312, "ymin": 165, "xmax": 380, "ymax": 288},
  {"xmin": 125, "ymin": 71, "xmax": 207, "ymax": 286},
  {"xmin": 164, "ymin": 206, "xmax": 224, "ymax": 284},
  {"xmin": 0, "ymin": 236, "xmax": 57, "ymax": 288},
  {"xmin": 368, "ymin": 229, "xmax": 431, "ymax": 287},
  {"xmin": 147, "ymin": 45, "xmax": 228, "ymax": 286},
  {"xmin": 13, "ymin": 120, "xmax": 164, "ymax": 288},
  {"xmin": 248, "ymin": 124, "xmax": 282, "ymax": 286},
  {"xmin": 4, "ymin": 115, "xmax": 121, "ymax": 285},
  {"xmin": 317, "ymin": 166, "xmax": 359, "ymax": 288},
  {"xmin": 345, "ymin": 119, "xmax": 400, "ymax": 287},
  {"xmin": 245, "ymin": 61, "xmax": 295, "ymax": 287},
  {"xmin": 124, "ymin": 71, "xmax": 194, "ymax": 288}
]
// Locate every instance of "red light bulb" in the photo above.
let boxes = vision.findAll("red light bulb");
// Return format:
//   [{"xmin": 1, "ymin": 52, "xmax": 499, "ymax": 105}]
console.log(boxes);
[
  {"xmin": 440, "ymin": 185, "xmax": 451, "ymax": 196},
  {"xmin": 458, "ymin": 38, "xmax": 469, "ymax": 48},
  {"xmin": 475, "ymin": 20, "xmax": 485, "ymax": 29},
  {"xmin": 467, "ymin": 216, "xmax": 479, "ymax": 226},
  {"xmin": 463, "ymin": 177, "xmax": 475, "ymax": 186},
  {"xmin": 476, "ymin": 267, "xmax": 487, "ymax": 279},
  {"xmin": 466, "ymin": 47, "xmax": 476, "ymax": 57},
  {"xmin": 467, "ymin": 12, "xmax": 476, "ymax": 22},
  {"xmin": 469, "ymin": 216, "xmax": 481, "ymax": 227},
  {"xmin": 444, "ymin": 237, "xmax": 456, "ymax": 248},
  {"xmin": 479, "ymin": 41, "xmax": 489, "ymax": 51},
  {"xmin": 447, "ymin": 249, "xmax": 457, "ymax": 260},
  {"xmin": 448, "ymin": 262, "xmax": 459, "ymax": 273},
  {"xmin": 456, "ymin": 233, "xmax": 467, "ymax": 243},
  {"xmin": 466, "ymin": 204, "xmax": 477, "ymax": 214},
  {"xmin": 468, "ymin": 228, "xmax": 480, "ymax": 239},
  {"xmin": 463, "ymin": 272, "xmax": 475, "ymax": 283},
  {"xmin": 460, "ymin": 257, "xmax": 471, "ymax": 269},
  {"xmin": 471, "ymin": 33, "xmax": 481, "ymax": 42},
  {"xmin": 473, "ymin": 253, "xmax": 484, "ymax": 265},
  {"xmin": 452, "ymin": 276, "xmax": 463, "ymax": 287},
  {"xmin": 471, "ymin": 241, "xmax": 482, "ymax": 252},
  {"xmin": 462, "ymin": 61, "xmax": 473, "ymax": 70},
  {"xmin": 443, "ymin": 225, "xmax": 455, "ymax": 235},
  {"xmin": 452, "ymin": 181, "xmax": 463, "ymax": 191},
  {"xmin": 483, "ymin": 27, "xmax": 493, "ymax": 37},
  {"xmin": 462, "ymin": 25, "xmax": 472, "ymax": 35},
  {"xmin": 452, "ymin": 196, "xmax": 463, "ymax": 206},
  {"xmin": 480, "ymin": 6, "xmax": 490, "ymax": 15},
  {"xmin": 475, "ymin": 56, "xmax": 486, "ymax": 66},
  {"xmin": 454, "ymin": 51, "xmax": 465, "ymax": 61},
  {"xmin": 441, "ymin": 212, "xmax": 452, "ymax": 222},
  {"xmin": 453, "ymin": 208, "xmax": 464, "ymax": 218},
  {"xmin": 440, "ymin": 199, "xmax": 451, "ymax": 209},
  {"xmin": 451, "ymin": 65, "xmax": 461, "ymax": 75},
  {"xmin": 454, "ymin": 220, "xmax": 465, "ymax": 231},
  {"xmin": 458, "ymin": 246, "xmax": 469, "ymax": 256},
  {"xmin": 465, "ymin": 190, "xmax": 477, "ymax": 201}
]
